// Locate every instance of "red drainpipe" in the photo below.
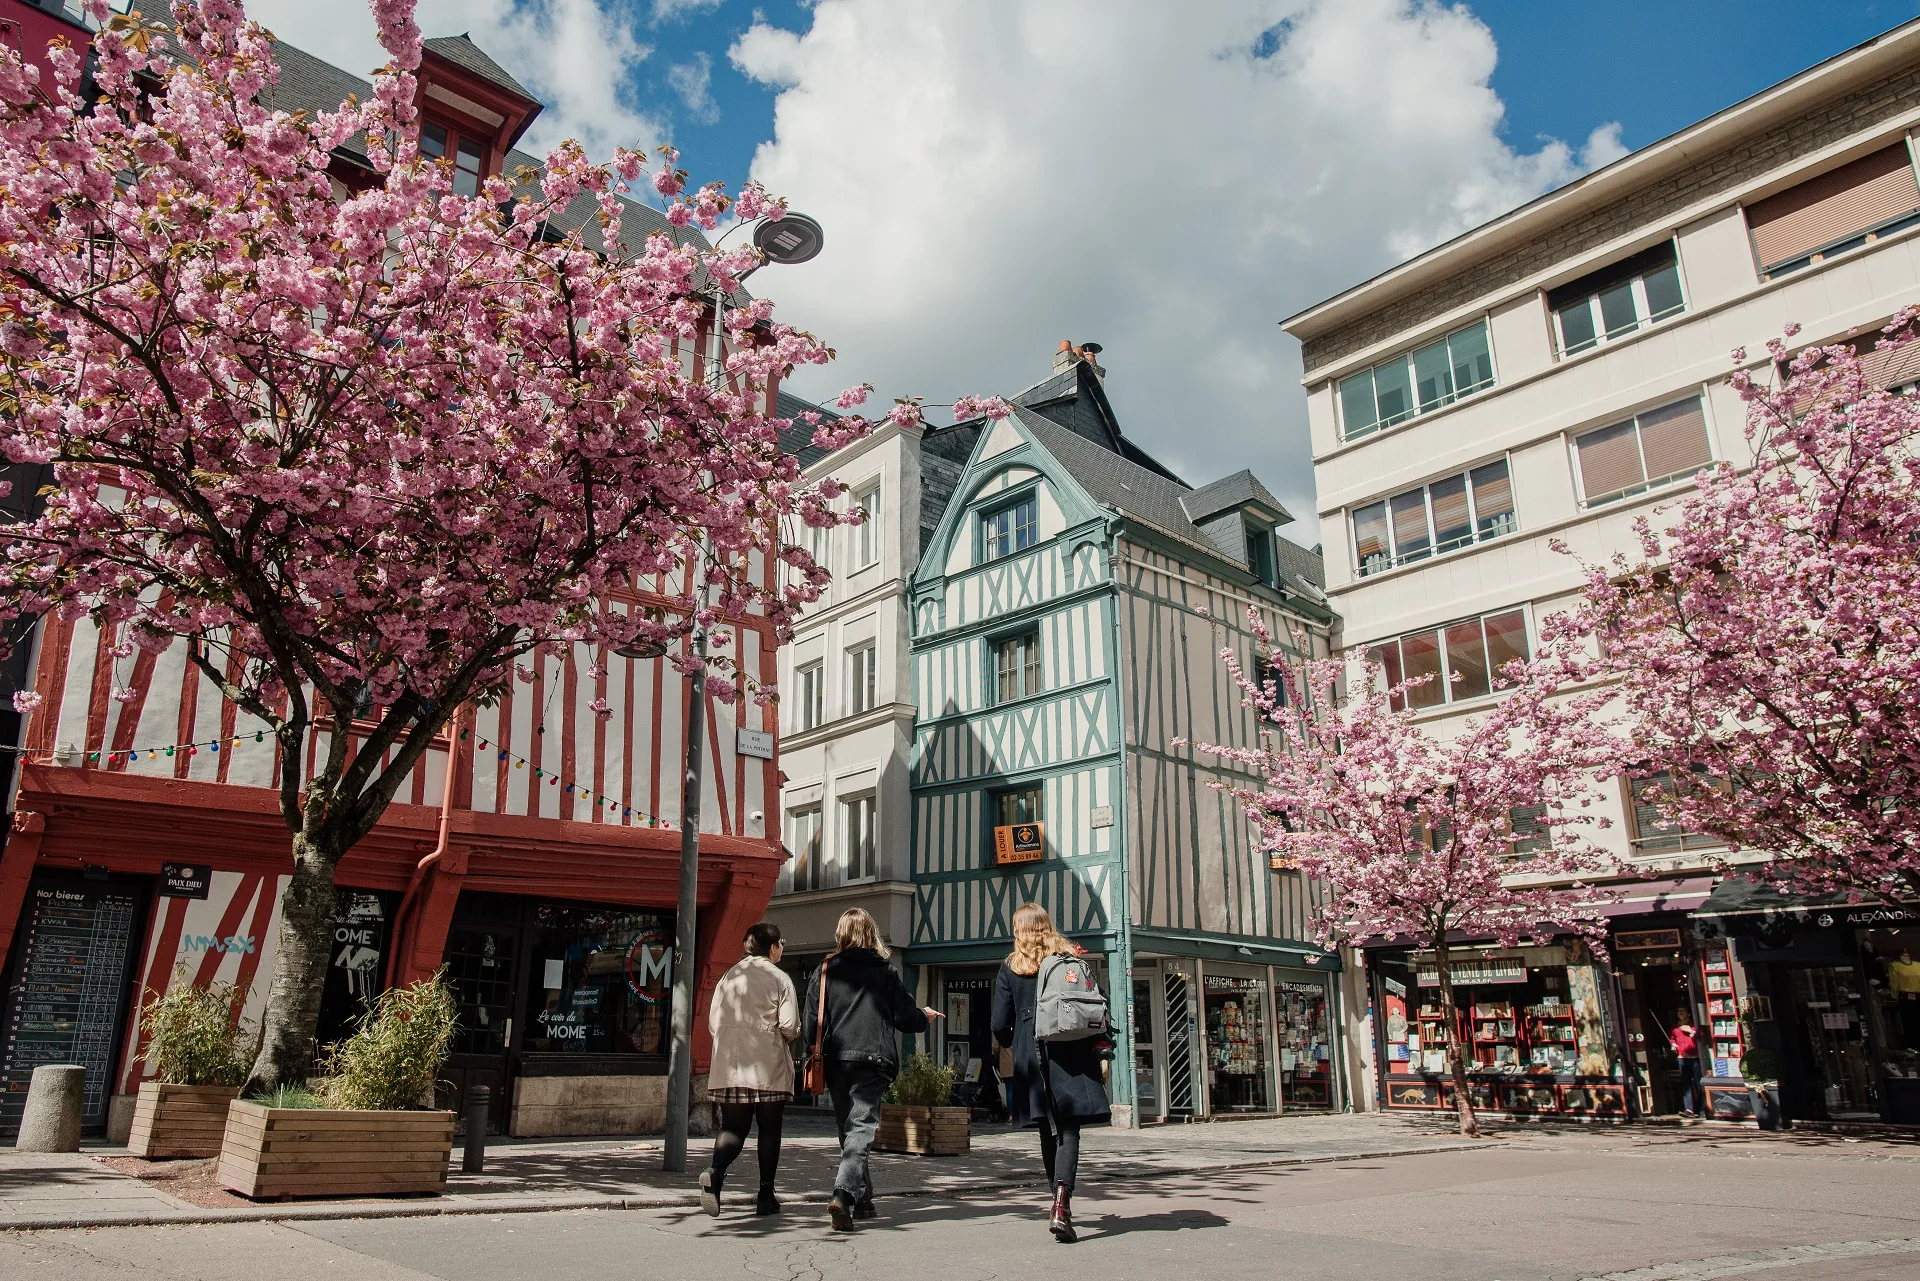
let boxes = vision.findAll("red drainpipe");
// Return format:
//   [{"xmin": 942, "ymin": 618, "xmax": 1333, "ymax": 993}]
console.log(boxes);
[{"xmin": 387, "ymin": 704, "xmax": 467, "ymax": 987}]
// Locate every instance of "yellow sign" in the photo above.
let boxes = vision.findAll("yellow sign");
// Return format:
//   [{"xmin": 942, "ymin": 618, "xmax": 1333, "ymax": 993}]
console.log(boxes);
[{"xmin": 993, "ymin": 822, "xmax": 1045, "ymax": 865}]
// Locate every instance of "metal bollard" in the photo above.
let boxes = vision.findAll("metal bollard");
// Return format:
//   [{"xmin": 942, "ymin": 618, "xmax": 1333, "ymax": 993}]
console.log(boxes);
[{"xmin": 463, "ymin": 1085, "xmax": 490, "ymax": 1173}]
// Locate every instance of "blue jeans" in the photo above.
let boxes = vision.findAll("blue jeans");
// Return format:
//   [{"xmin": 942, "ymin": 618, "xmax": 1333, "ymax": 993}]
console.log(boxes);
[
  {"xmin": 827, "ymin": 1063, "xmax": 889, "ymax": 1205},
  {"xmin": 1677, "ymin": 1058, "xmax": 1703, "ymax": 1114}
]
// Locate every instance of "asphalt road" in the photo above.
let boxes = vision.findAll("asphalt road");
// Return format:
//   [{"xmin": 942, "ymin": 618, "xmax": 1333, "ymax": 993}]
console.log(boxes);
[{"xmin": 4, "ymin": 1128, "xmax": 1917, "ymax": 1280}]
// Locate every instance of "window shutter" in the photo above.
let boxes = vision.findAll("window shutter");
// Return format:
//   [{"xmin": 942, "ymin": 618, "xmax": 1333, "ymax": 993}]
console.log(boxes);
[
  {"xmin": 1635, "ymin": 397, "xmax": 1711, "ymax": 484},
  {"xmin": 1575, "ymin": 419, "xmax": 1644, "ymax": 502},
  {"xmin": 1747, "ymin": 144, "xmax": 1920, "ymax": 271},
  {"xmin": 1469, "ymin": 461, "xmax": 1514, "ymax": 534},
  {"xmin": 1429, "ymin": 475, "xmax": 1471, "ymax": 549},
  {"xmin": 1859, "ymin": 338, "xmax": 1920, "ymax": 390},
  {"xmin": 1629, "ymin": 773, "xmax": 1683, "ymax": 851}
]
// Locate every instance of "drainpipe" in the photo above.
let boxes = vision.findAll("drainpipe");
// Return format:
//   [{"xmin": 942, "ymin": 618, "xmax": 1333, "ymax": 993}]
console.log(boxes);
[
  {"xmin": 1100, "ymin": 513, "xmax": 1139, "ymax": 1125},
  {"xmin": 388, "ymin": 704, "xmax": 467, "ymax": 987}
]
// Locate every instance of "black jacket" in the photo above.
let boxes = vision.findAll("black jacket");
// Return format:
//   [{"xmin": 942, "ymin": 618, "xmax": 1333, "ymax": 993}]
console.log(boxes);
[
  {"xmin": 799, "ymin": 948, "xmax": 929, "ymax": 1075},
  {"xmin": 992, "ymin": 959, "xmax": 1112, "ymax": 1127}
]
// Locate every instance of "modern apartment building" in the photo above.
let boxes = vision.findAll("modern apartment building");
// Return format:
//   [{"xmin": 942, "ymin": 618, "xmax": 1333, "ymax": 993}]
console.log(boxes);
[{"xmin": 1282, "ymin": 20, "xmax": 1920, "ymax": 1126}]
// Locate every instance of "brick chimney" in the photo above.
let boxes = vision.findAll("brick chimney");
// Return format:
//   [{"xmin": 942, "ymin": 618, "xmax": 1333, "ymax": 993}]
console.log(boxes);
[{"xmin": 1052, "ymin": 339, "xmax": 1106, "ymax": 380}]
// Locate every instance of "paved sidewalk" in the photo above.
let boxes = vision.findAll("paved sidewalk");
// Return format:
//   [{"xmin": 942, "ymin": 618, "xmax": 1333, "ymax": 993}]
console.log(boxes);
[{"xmin": 1, "ymin": 1111, "xmax": 1485, "ymax": 1230}]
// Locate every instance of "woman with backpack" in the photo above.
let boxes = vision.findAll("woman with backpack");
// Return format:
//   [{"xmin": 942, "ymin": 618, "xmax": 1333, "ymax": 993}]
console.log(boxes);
[
  {"xmin": 991, "ymin": 902, "xmax": 1111, "ymax": 1244},
  {"xmin": 800, "ymin": 907, "xmax": 939, "ymax": 1231},
  {"xmin": 699, "ymin": 922, "xmax": 799, "ymax": 1217}
]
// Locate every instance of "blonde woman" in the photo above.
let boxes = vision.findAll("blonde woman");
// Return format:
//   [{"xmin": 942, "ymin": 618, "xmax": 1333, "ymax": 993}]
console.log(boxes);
[
  {"xmin": 700, "ymin": 923, "xmax": 799, "ymax": 1217},
  {"xmin": 799, "ymin": 907, "xmax": 940, "ymax": 1230},
  {"xmin": 991, "ymin": 902, "xmax": 1110, "ymax": 1243}
]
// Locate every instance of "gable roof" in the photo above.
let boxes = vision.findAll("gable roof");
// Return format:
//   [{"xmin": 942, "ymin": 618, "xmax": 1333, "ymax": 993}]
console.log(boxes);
[
  {"xmin": 1011, "ymin": 360, "xmax": 1186, "ymax": 486},
  {"xmin": 423, "ymin": 34, "xmax": 533, "ymax": 100},
  {"xmin": 1180, "ymin": 470, "xmax": 1292, "ymax": 526}
]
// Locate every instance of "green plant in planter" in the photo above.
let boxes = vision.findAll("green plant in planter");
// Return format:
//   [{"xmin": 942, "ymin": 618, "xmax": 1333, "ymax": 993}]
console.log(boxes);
[
  {"xmin": 886, "ymin": 1053, "xmax": 956, "ymax": 1108},
  {"xmin": 321, "ymin": 972, "xmax": 458, "ymax": 1111},
  {"xmin": 1740, "ymin": 1047, "xmax": 1786, "ymax": 1085},
  {"xmin": 246, "ymin": 1083, "xmax": 326, "ymax": 1109},
  {"xmin": 138, "ymin": 970, "xmax": 251, "ymax": 1086}
]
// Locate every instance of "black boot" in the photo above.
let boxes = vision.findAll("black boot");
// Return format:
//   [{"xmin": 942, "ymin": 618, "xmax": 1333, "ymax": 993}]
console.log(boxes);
[
  {"xmin": 698, "ymin": 1167, "xmax": 721, "ymax": 1217},
  {"xmin": 828, "ymin": 1191, "xmax": 854, "ymax": 1231},
  {"xmin": 853, "ymin": 1195, "xmax": 877, "ymax": 1220},
  {"xmin": 755, "ymin": 1187, "xmax": 781, "ymax": 1215},
  {"xmin": 1049, "ymin": 1183, "xmax": 1075, "ymax": 1243}
]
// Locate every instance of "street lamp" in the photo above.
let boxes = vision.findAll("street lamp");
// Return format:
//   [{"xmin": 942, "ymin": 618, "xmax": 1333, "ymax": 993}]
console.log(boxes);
[{"xmin": 661, "ymin": 211, "xmax": 823, "ymax": 1175}]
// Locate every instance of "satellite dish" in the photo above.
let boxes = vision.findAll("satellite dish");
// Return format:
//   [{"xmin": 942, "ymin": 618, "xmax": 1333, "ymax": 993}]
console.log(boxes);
[{"xmin": 753, "ymin": 212, "xmax": 824, "ymax": 266}]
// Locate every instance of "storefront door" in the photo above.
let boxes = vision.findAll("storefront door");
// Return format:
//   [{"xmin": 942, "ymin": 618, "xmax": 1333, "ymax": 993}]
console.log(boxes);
[
  {"xmin": 1617, "ymin": 952, "xmax": 1693, "ymax": 1115},
  {"xmin": 938, "ymin": 967, "xmax": 1000, "ymax": 1117},
  {"xmin": 1788, "ymin": 964, "xmax": 1877, "ymax": 1120},
  {"xmin": 1163, "ymin": 962, "xmax": 1196, "ymax": 1118},
  {"xmin": 1131, "ymin": 977, "xmax": 1160, "ymax": 1121},
  {"xmin": 442, "ymin": 923, "xmax": 522, "ymax": 1132}
]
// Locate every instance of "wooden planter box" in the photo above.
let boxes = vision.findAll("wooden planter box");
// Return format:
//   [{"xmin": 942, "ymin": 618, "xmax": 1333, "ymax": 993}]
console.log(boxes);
[
  {"xmin": 873, "ymin": 1104, "xmax": 969, "ymax": 1156},
  {"xmin": 127, "ymin": 1082, "xmax": 241, "ymax": 1158},
  {"xmin": 217, "ymin": 1100, "xmax": 455, "ymax": 1199}
]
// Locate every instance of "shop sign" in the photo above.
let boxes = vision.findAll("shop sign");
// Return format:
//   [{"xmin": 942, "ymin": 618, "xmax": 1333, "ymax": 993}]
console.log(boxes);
[
  {"xmin": 159, "ymin": 863, "xmax": 211, "ymax": 899},
  {"xmin": 1089, "ymin": 805, "xmax": 1113, "ymax": 829},
  {"xmin": 992, "ymin": 822, "xmax": 1044, "ymax": 866},
  {"xmin": 1204, "ymin": 974, "xmax": 1261, "ymax": 991},
  {"xmin": 1279, "ymin": 980, "xmax": 1325, "ymax": 994},
  {"xmin": 736, "ymin": 727, "xmax": 775, "ymax": 760},
  {"xmin": 1616, "ymin": 928, "xmax": 1683, "ymax": 951},
  {"xmin": 624, "ymin": 928, "xmax": 675, "ymax": 1005},
  {"xmin": 1833, "ymin": 904, "xmax": 1920, "ymax": 927},
  {"xmin": 1416, "ymin": 957, "xmax": 1526, "ymax": 987}
]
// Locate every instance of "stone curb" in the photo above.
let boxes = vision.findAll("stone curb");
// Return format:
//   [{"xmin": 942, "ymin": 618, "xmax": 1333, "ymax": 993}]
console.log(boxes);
[{"xmin": 0, "ymin": 1139, "xmax": 1489, "ymax": 1232}]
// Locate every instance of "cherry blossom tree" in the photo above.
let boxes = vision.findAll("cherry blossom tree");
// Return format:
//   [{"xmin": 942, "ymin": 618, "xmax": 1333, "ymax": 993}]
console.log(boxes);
[
  {"xmin": 1561, "ymin": 316, "xmax": 1920, "ymax": 903},
  {"xmin": 1189, "ymin": 621, "xmax": 1622, "ymax": 1135},
  {"xmin": 0, "ymin": 0, "xmax": 933, "ymax": 1088}
]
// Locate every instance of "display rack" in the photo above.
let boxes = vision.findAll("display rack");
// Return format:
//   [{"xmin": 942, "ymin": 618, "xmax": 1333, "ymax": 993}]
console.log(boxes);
[{"xmin": 1699, "ymin": 946, "xmax": 1744, "ymax": 1076}]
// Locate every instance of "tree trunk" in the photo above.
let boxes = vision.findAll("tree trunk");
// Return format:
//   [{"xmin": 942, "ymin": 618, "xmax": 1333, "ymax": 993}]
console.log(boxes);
[
  {"xmin": 243, "ymin": 827, "xmax": 347, "ymax": 1092},
  {"xmin": 1432, "ymin": 938, "xmax": 1480, "ymax": 1138}
]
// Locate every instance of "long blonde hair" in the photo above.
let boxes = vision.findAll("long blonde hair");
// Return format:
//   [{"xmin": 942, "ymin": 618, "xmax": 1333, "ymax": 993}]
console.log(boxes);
[
  {"xmin": 832, "ymin": 907, "xmax": 889, "ymax": 959},
  {"xmin": 1007, "ymin": 902, "xmax": 1074, "ymax": 976}
]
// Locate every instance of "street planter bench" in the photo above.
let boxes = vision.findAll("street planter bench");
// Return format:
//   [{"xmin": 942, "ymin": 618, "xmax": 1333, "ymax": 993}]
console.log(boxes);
[
  {"xmin": 127, "ymin": 1082, "xmax": 241, "ymax": 1159},
  {"xmin": 217, "ymin": 1100, "xmax": 456, "ymax": 1199},
  {"xmin": 873, "ymin": 1103, "xmax": 970, "ymax": 1156}
]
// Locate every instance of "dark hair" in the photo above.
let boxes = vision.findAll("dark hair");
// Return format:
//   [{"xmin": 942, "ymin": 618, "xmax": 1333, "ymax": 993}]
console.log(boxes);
[{"xmin": 744, "ymin": 923, "xmax": 782, "ymax": 956}]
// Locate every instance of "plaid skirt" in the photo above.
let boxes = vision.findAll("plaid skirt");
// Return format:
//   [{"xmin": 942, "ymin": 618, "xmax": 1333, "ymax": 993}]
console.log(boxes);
[{"xmin": 709, "ymin": 1087, "xmax": 793, "ymax": 1104}]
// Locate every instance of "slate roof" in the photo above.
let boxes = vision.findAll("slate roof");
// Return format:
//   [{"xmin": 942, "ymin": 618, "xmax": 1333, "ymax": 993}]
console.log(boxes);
[
  {"xmin": 775, "ymin": 389, "xmax": 839, "ymax": 466},
  {"xmin": 1011, "ymin": 361, "xmax": 1186, "ymax": 486},
  {"xmin": 423, "ymin": 34, "xmax": 533, "ymax": 100},
  {"xmin": 1180, "ymin": 470, "xmax": 1292, "ymax": 526}
]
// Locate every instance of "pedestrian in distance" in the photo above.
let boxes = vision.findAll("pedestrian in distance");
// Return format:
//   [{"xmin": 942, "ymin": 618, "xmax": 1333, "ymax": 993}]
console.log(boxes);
[
  {"xmin": 992, "ymin": 902, "xmax": 1112, "ymax": 1244},
  {"xmin": 700, "ymin": 922, "xmax": 799, "ymax": 1217},
  {"xmin": 1670, "ymin": 1009, "xmax": 1704, "ymax": 1119},
  {"xmin": 800, "ymin": 907, "xmax": 940, "ymax": 1231}
]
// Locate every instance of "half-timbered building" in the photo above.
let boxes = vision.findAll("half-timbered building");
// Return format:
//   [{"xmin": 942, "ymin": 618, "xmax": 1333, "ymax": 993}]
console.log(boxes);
[{"xmin": 907, "ymin": 344, "xmax": 1343, "ymax": 1124}]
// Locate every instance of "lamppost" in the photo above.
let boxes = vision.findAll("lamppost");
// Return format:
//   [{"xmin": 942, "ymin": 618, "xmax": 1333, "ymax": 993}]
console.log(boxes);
[{"xmin": 654, "ymin": 210, "xmax": 824, "ymax": 1174}]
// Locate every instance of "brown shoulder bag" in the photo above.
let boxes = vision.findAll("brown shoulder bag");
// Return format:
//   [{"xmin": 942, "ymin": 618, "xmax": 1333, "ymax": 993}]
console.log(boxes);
[{"xmin": 802, "ymin": 958, "xmax": 829, "ymax": 1096}]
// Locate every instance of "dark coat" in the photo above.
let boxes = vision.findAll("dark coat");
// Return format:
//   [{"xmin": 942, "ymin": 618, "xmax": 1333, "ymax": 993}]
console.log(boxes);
[
  {"xmin": 799, "ymin": 948, "xmax": 929, "ymax": 1076},
  {"xmin": 991, "ymin": 959, "xmax": 1111, "ymax": 1128}
]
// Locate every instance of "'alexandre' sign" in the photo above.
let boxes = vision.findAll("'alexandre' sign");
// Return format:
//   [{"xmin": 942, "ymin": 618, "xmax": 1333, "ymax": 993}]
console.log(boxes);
[{"xmin": 993, "ymin": 823, "xmax": 1045, "ymax": 866}]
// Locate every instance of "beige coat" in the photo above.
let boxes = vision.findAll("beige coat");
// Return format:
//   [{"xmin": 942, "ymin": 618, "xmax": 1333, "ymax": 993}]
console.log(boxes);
[{"xmin": 707, "ymin": 955, "xmax": 801, "ymax": 1093}]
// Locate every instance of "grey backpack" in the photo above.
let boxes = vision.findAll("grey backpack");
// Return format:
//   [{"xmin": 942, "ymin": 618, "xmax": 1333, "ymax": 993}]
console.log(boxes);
[{"xmin": 1034, "ymin": 954, "xmax": 1109, "ymax": 1042}]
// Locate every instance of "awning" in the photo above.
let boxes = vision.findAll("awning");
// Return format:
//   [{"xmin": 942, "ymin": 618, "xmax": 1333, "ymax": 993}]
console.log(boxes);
[
  {"xmin": 1590, "ymin": 875, "xmax": 1718, "ymax": 919},
  {"xmin": 1691, "ymin": 877, "xmax": 1851, "ymax": 919}
]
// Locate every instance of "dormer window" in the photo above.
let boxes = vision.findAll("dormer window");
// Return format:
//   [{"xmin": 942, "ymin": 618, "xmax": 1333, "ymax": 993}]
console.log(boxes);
[
  {"xmin": 421, "ymin": 121, "xmax": 485, "ymax": 196},
  {"xmin": 1244, "ymin": 524, "xmax": 1276, "ymax": 586}
]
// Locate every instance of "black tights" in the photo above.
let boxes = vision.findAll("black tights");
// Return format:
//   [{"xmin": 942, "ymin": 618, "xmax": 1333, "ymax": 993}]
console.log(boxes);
[
  {"xmin": 1037, "ymin": 1114, "xmax": 1081, "ymax": 1191},
  {"xmin": 709, "ymin": 1101, "xmax": 785, "ymax": 1191}
]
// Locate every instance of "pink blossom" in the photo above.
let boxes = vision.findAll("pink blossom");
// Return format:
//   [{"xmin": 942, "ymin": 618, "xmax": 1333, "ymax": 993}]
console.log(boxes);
[{"xmin": 11, "ymin": 690, "xmax": 41, "ymax": 712}]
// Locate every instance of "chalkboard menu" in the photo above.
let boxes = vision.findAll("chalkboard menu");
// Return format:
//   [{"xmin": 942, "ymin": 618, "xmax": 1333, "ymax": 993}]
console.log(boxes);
[{"xmin": 0, "ymin": 879, "xmax": 142, "ymax": 1135}]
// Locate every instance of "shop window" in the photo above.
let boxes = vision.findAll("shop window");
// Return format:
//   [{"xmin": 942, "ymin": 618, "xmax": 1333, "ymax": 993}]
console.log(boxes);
[
  {"xmin": 1574, "ymin": 396, "xmax": 1713, "ymax": 507},
  {"xmin": 794, "ymin": 661, "xmax": 823, "ymax": 732},
  {"xmin": 841, "ymin": 793, "xmax": 876, "ymax": 882},
  {"xmin": 420, "ymin": 120, "xmax": 485, "ymax": 197},
  {"xmin": 1863, "ymin": 927, "xmax": 1920, "ymax": 1097},
  {"xmin": 1548, "ymin": 240, "xmax": 1687, "ymax": 357},
  {"xmin": 1337, "ymin": 319, "xmax": 1495, "ymax": 441},
  {"xmin": 1624, "ymin": 770, "xmax": 1725, "ymax": 854},
  {"xmin": 981, "ymin": 493, "xmax": 1038, "ymax": 562},
  {"xmin": 1366, "ymin": 607, "xmax": 1529, "ymax": 711},
  {"xmin": 522, "ymin": 905, "xmax": 675, "ymax": 1058},
  {"xmin": 787, "ymin": 806, "xmax": 822, "ymax": 892},
  {"xmin": 1351, "ymin": 459, "xmax": 1514, "ymax": 578},
  {"xmin": 1204, "ymin": 970, "xmax": 1272, "ymax": 1112},
  {"xmin": 991, "ymin": 628, "xmax": 1042, "ymax": 703},
  {"xmin": 1747, "ymin": 143, "xmax": 1920, "ymax": 280},
  {"xmin": 1275, "ymin": 979, "xmax": 1334, "ymax": 1110}
]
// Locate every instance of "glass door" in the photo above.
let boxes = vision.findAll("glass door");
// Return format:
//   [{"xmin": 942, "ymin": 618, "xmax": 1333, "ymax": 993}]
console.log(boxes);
[
  {"xmin": 441, "ymin": 925, "xmax": 522, "ymax": 1132},
  {"xmin": 1789, "ymin": 964, "xmax": 1877, "ymax": 1120},
  {"xmin": 1131, "ymin": 977, "xmax": 1159, "ymax": 1120}
]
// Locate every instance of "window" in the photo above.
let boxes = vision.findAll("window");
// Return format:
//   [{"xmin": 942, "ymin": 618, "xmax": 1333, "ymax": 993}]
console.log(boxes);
[
  {"xmin": 1625, "ymin": 772, "xmax": 1724, "ymax": 854},
  {"xmin": 1338, "ymin": 320, "xmax": 1494, "ymax": 441},
  {"xmin": 795, "ymin": 662, "xmax": 823, "ymax": 731},
  {"xmin": 981, "ymin": 494, "xmax": 1038, "ymax": 561},
  {"xmin": 841, "ymin": 794, "xmax": 876, "ymax": 882},
  {"xmin": 853, "ymin": 484, "xmax": 879, "ymax": 569},
  {"xmin": 1548, "ymin": 240, "xmax": 1686, "ymax": 357},
  {"xmin": 994, "ymin": 784, "xmax": 1044, "ymax": 828},
  {"xmin": 846, "ymin": 643, "xmax": 876, "ymax": 716},
  {"xmin": 788, "ymin": 807, "xmax": 823, "ymax": 892},
  {"xmin": 1245, "ymin": 525, "xmax": 1276, "ymax": 585},
  {"xmin": 520, "ymin": 905, "xmax": 674, "ymax": 1056},
  {"xmin": 420, "ymin": 121, "xmax": 485, "ymax": 197},
  {"xmin": 992, "ymin": 629, "xmax": 1042, "ymax": 702},
  {"xmin": 1573, "ymin": 396, "xmax": 1712, "ymax": 507},
  {"xmin": 1509, "ymin": 804, "xmax": 1549, "ymax": 856},
  {"xmin": 1747, "ymin": 143, "xmax": 1920, "ymax": 279},
  {"xmin": 1367, "ymin": 607, "xmax": 1529, "ymax": 711},
  {"xmin": 1351, "ymin": 459, "xmax": 1515, "ymax": 577}
]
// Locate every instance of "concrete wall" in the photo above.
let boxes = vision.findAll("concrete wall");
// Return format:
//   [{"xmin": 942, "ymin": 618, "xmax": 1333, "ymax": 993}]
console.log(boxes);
[{"xmin": 510, "ymin": 1073, "xmax": 710, "ymax": 1139}]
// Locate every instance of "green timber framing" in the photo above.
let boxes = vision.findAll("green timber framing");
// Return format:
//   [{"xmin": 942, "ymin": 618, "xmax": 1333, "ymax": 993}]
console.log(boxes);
[{"xmin": 906, "ymin": 392, "xmax": 1344, "ymax": 1124}]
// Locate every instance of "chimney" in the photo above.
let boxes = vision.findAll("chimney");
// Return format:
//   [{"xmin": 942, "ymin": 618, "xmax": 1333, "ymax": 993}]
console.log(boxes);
[{"xmin": 1052, "ymin": 339, "xmax": 1107, "ymax": 381}]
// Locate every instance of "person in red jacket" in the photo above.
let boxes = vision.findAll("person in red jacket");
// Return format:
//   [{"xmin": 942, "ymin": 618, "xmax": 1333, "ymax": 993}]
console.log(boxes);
[{"xmin": 1670, "ymin": 1011, "xmax": 1703, "ymax": 1118}]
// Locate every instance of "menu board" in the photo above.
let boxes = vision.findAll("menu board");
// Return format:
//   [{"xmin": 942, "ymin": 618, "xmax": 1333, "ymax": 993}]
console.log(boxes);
[{"xmin": 1, "ymin": 880, "xmax": 141, "ymax": 1135}]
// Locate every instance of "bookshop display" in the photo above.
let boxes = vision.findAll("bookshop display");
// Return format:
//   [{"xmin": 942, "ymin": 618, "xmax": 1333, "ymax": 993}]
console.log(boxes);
[
  {"xmin": 1275, "ymin": 977, "xmax": 1334, "ymax": 1109},
  {"xmin": 1204, "ymin": 969, "xmax": 1272, "ymax": 1112}
]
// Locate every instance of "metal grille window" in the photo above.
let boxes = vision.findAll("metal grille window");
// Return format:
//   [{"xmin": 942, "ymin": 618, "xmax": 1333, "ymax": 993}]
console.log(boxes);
[
  {"xmin": 992, "ymin": 629, "xmax": 1042, "ymax": 702},
  {"xmin": 788, "ymin": 807, "xmax": 823, "ymax": 892},
  {"xmin": 1351, "ymin": 459, "xmax": 1515, "ymax": 577},
  {"xmin": 841, "ymin": 795, "xmax": 876, "ymax": 882},
  {"xmin": 1338, "ymin": 320, "xmax": 1495, "ymax": 441},
  {"xmin": 1574, "ymin": 396, "xmax": 1712, "ymax": 507},
  {"xmin": 1747, "ymin": 143, "xmax": 1920, "ymax": 279},
  {"xmin": 795, "ymin": 662, "xmax": 823, "ymax": 731},
  {"xmin": 845, "ymin": 644, "xmax": 876, "ymax": 716},
  {"xmin": 981, "ymin": 495, "xmax": 1038, "ymax": 561},
  {"xmin": 1366, "ymin": 607, "xmax": 1529, "ymax": 711},
  {"xmin": 1548, "ymin": 241, "xmax": 1687, "ymax": 357}
]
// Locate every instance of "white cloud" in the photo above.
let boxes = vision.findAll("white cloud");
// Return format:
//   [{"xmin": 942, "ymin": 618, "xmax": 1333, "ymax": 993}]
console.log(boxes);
[
  {"xmin": 731, "ymin": 0, "xmax": 1624, "ymax": 543},
  {"xmin": 668, "ymin": 51, "xmax": 720, "ymax": 125},
  {"xmin": 245, "ymin": 0, "xmax": 667, "ymax": 162},
  {"xmin": 654, "ymin": 0, "xmax": 726, "ymax": 21}
]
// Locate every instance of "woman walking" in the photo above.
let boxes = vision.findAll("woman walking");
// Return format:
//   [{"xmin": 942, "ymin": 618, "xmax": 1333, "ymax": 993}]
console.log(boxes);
[
  {"xmin": 700, "ymin": 923, "xmax": 799, "ymax": 1216},
  {"xmin": 992, "ymin": 902, "xmax": 1110, "ymax": 1244},
  {"xmin": 800, "ymin": 907, "xmax": 938, "ymax": 1230}
]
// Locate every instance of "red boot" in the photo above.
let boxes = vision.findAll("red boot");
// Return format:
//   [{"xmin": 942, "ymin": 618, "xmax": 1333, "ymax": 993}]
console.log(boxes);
[{"xmin": 1049, "ymin": 1183, "xmax": 1076, "ymax": 1243}]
